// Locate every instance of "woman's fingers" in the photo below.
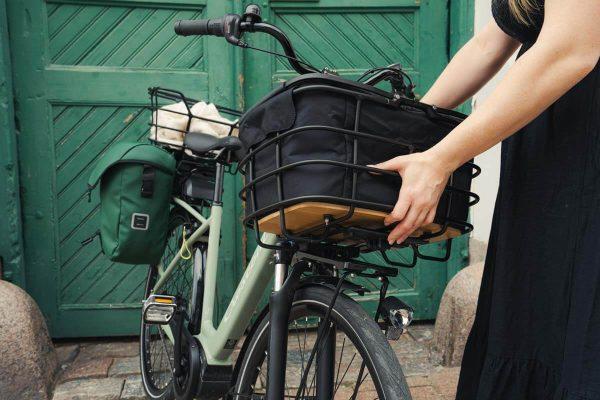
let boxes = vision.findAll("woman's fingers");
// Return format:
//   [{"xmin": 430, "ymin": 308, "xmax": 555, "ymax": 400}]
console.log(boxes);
[
  {"xmin": 400, "ymin": 207, "xmax": 431, "ymax": 244},
  {"xmin": 387, "ymin": 204, "xmax": 421, "ymax": 244},
  {"xmin": 384, "ymin": 188, "xmax": 411, "ymax": 226},
  {"xmin": 416, "ymin": 208, "xmax": 431, "ymax": 229},
  {"xmin": 372, "ymin": 156, "xmax": 406, "ymax": 171},
  {"xmin": 387, "ymin": 201, "xmax": 440, "ymax": 244},
  {"xmin": 376, "ymin": 151, "xmax": 450, "ymax": 244},
  {"xmin": 425, "ymin": 208, "xmax": 436, "ymax": 226}
]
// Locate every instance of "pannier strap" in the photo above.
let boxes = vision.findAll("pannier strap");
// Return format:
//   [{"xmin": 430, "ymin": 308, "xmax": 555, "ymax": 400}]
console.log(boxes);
[{"xmin": 141, "ymin": 165, "xmax": 156, "ymax": 198}]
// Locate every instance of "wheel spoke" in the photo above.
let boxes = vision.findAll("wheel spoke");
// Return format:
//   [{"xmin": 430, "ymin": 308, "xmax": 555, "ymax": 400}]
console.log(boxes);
[
  {"xmin": 334, "ymin": 337, "xmax": 346, "ymax": 389},
  {"xmin": 157, "ymin": 327, "xmax": 174, "ymax": 372},
  {"xmin": 350, "ymin": 361, "xmax": 368, "ymax": 400},
  {"xmin": 334, "ymin": 352, "xmax": 357, "ymax": 395},
  {"xmin": 294, "ymin": 320, "xmax": 306, "ymax": 378}
]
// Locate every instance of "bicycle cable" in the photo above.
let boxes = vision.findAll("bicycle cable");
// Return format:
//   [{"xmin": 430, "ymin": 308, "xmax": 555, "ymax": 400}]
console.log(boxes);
[
  {"xmin": 357, "ymin": 67, "xmax": 414, "ymax": 87},
  {"xmin": 238, "ymin": 41, "xmax": 322, "ymax": 74},
  {"xmin": 358, "ymin": 66, "xmax": 415, "ymax": 88}
]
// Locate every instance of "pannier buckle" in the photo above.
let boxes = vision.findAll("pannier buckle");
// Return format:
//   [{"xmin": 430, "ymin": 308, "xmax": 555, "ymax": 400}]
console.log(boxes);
[{"xmin": 140, "ymin": 165, "xmax": 155, "ymax": 198}]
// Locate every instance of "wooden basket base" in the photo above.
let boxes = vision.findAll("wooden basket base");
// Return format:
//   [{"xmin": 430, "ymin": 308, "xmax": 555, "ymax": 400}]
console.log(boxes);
[{"xmin": 257, "ymin": 202, "xmax": 460, "ymax": 243}]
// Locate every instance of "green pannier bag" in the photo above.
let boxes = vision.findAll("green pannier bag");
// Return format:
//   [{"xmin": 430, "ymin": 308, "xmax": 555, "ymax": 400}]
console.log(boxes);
[{"xmin": 87, "ymin": 142, "xmax": 176, "ymax": 265}]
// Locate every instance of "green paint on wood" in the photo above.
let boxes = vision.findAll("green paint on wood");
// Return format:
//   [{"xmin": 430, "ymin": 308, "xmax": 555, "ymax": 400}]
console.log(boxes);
[
  {"xmin": 0, "ymin": 0, "xmax": 26, "ymax": 288},
  {"xmin": 450, "ymin": 0, "xmax": 475, "ymax": 57},
  {"xmin": 6, "ymin": 0, "xmax": 238, "ymax": 338},
  {"xmin": 205, "ymin": 0, "xmax": 245, "ymax": 326}
]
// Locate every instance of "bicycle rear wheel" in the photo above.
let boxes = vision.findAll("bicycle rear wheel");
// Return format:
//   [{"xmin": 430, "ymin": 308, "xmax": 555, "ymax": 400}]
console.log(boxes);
[
  {"xmin": 140, "ymin": 209, "xmax": 196, "ymax": 400},
  {"xmin": 233, "ymin": 285, "xmax": 411, "ymax": 399}
]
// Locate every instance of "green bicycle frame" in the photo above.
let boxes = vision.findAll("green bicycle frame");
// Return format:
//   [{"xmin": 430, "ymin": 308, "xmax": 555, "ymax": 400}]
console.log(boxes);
[{"xmin": 151, "ymin": 196, "xmax": 276, "ymax": 366}]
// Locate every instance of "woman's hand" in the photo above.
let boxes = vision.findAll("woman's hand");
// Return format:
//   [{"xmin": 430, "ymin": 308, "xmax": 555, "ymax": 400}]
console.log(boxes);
[{"xmin": 372, "ymin": 151, "xmax": 453, "ymax": 245}]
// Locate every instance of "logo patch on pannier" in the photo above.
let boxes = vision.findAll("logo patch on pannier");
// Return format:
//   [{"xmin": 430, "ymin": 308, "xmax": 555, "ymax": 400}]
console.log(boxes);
[{"xmin": 131, "ymin": 213, "xmax": 150, "ymax": 231}]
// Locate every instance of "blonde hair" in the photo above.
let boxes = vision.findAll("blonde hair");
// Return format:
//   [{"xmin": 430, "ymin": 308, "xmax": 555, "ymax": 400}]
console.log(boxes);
[{"xmin": 508, "ymin": 0, "xmax": 539, "ymax": 25}]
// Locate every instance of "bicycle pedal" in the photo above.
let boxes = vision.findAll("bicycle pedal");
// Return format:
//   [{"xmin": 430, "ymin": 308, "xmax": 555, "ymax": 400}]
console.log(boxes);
[{"xmin": 143, "ymin": 295, "xmax": 177, "ymax": 325}]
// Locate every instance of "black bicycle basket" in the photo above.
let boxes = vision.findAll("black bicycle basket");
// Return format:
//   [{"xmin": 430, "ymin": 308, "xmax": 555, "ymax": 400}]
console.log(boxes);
[
  {"xmin": 237, "ymin": 73, "xmax": 480, "ymax": 252},
  {"xmin": 148, "ymin": 87, "xmax": 242, "ymax": 150}
]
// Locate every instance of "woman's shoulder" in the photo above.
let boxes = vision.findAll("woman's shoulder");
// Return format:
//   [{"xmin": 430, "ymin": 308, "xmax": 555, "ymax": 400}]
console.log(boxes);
[{"xmin": 492, "ymin": 0, "xmax": 544, "ymax": 44}]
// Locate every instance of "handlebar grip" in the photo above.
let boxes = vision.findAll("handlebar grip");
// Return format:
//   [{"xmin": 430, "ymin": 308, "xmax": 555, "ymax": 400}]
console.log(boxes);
[{"xmin": 174, "ymin": 19, "xmax": 224, "ymax": 36}]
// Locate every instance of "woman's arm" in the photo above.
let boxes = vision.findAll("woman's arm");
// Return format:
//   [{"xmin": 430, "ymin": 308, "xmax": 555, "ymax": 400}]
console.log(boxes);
[
  {"xmin": 421, "ymin": 21, "xmax": 520, "ymax": 109},
  {"xmin": 376, "ymin": 0, "xmax": 600, "ymax": 245}
]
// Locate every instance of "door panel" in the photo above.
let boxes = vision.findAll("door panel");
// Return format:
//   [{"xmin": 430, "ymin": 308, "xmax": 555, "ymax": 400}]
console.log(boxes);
[
  {"xmin": 243, "ymin": 0, "xmax": 468, "ymax": 319},
  {"xmin": 8, "ymin": 0, "xmax": 242, "ymax": 337}
]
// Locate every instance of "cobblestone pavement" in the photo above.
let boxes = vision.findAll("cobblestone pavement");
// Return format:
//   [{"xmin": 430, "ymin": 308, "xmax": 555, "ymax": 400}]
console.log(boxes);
[{"xmin": 52, "ymin": 323, "xmax": 458, "ymax": 400}]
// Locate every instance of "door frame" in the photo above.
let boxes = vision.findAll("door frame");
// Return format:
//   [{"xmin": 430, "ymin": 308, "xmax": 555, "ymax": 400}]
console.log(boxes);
[{"xmin": 0, "ymin": 0, "xmax": 26, "ymax": 288}]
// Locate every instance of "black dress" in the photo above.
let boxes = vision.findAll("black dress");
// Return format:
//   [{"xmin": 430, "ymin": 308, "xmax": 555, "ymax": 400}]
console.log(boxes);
[{"xmin": 456, "ymin": 1, "xmax": 600, "ymax": 399}]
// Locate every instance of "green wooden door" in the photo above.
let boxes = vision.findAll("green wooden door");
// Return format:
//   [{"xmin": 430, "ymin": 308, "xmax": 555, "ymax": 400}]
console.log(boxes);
[
  {"xmin": 7, "ymin": 0, "xmax": 468, "ymax": 337},
  {"xmin": 242, "ymin": 0, "xmax": 469, "ymax": 319},
  {"xmin": 7, "ymin": 0, "xmax": 243, "ymax": 337}
]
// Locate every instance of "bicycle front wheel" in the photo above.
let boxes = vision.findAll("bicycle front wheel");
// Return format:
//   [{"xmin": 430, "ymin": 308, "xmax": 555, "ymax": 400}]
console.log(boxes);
[{"xmin": 233, "ymin": 285, "xmax": 411, "ymax": 399}]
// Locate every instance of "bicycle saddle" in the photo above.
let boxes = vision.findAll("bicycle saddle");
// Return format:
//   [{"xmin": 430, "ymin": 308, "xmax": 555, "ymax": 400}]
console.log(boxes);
[{"xmin": 184, "ymin": 132, "xmax": 242, "ymax": 154}]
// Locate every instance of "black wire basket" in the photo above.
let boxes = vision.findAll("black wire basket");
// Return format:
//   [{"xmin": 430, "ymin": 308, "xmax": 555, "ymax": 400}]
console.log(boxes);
[
  {"xmin": 237, "ymin": 74, "xmax": 480, "ymax": 265},
  {"xmin": 148, "ymin": 87, "xmax": 242, "ymax": 152}
]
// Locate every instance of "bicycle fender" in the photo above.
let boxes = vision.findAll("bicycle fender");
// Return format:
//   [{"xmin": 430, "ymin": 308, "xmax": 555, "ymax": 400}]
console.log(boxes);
[{"xmin": 299, "ymin": 275, "xmax": 368, "ymax": 296}]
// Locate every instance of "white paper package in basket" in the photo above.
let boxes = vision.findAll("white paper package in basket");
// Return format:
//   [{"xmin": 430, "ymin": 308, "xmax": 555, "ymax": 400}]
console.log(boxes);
[{"xmin": 150, "ymin": 100, "xmax": 239, "ymax": 147}]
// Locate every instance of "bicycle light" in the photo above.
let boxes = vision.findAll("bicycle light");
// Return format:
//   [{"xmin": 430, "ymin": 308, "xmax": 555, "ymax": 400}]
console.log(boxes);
[
  {"xmin": 143, "ymin": 295, "xmax": 177, "ymax": 325},
  {"xmin": 381, "ymin": 296, "xmax": 414, "ymax": 340}
]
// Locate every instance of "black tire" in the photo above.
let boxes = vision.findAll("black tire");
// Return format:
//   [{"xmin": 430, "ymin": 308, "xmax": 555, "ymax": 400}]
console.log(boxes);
[
  {"xmin": 234, "ymin": 285, "xmax": 412, "ymax": 399},
  {"xmin": 140, "ymin": 209, "xmax": 195, "ymax": 400}
]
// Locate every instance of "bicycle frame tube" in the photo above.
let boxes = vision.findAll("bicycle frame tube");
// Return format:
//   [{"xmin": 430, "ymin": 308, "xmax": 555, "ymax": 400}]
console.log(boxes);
[
  {"xmin": 151, "ymin": 197, "xmax": 277, "ymax": 366},
  {"xmin": 153, "ymin": 198, "xmax": 210, "ymax": 294}
]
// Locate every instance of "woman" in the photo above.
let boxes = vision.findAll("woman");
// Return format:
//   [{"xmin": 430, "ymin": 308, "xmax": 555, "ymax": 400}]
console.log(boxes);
[{"xmin": 375, "ymin": 0, "xmax": 600, "ymax": 398}]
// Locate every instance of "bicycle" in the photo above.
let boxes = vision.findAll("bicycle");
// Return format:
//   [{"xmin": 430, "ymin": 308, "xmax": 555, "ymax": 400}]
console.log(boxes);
[{"xmin": 139, "ymin": 5, "xmax": 479, "ymax": 400}]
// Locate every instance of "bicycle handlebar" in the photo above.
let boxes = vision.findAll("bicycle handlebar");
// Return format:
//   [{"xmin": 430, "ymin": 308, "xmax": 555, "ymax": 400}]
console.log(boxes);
[
  {"xmin": 241, "ymin": 22, "xmax": 316, "ymax": 74},
  {"xmin": 174, "ymin": 18, "xmax": 224, "ymax": 37},
  {"xmin": 173, "ymin": 5, "xmax": 414, "ymax": 96},
  {"xmin": 174, "ymin": 5, "xmax": 317, "ymax": 75}
]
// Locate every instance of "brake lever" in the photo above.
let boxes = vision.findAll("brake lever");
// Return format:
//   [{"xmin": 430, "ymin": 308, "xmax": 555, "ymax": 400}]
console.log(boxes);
[{"xmin": 222, "ymin": 14, "xmax": 242, "ymax": 45}]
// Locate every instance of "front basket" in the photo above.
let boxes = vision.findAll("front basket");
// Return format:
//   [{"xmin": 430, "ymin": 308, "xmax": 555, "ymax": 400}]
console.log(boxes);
[{"xmin": 237, "ymin": 74, "xmax": 480, "ymax": 262}]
